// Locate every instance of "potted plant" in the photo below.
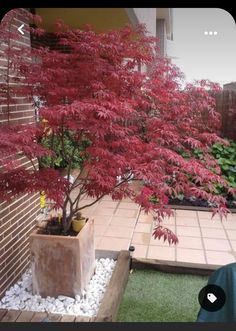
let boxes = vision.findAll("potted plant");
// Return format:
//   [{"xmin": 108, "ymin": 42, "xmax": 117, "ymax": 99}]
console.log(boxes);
[
  {"xmin": 1, "ymin": 13, "xmax": 234, "ymax": 299},
  {"xmin": 72, "ymin": 212, "xmax": 88, "ymax": 233}
]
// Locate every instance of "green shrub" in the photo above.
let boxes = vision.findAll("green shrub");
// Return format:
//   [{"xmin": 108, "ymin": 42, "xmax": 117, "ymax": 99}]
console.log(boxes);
[
  {"xmin": 39, "ymin": 131, "xmax": 90, "ymax": 170},
  {"xmin": 211, "ymin": 140, "xmax": 236, "ymax": 189}
]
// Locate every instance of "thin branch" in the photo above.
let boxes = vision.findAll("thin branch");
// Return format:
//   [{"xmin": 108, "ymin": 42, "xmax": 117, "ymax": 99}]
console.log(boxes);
[
  {"xmin": 77, "ymin": 174, "xmax": 133, "ymax": 212},
  {"xmin": 49, "ymin": 130, "xmax": 55, "ymax": 168},
  {"xmin": 75, "ymin": 186, "xmax": 87, "ymax": 210}
]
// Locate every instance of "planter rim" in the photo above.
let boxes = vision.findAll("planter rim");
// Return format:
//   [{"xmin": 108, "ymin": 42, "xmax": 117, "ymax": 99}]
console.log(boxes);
[{"xmin": 31, "ymin": 218, "xmax": 94, "ymax": 240}]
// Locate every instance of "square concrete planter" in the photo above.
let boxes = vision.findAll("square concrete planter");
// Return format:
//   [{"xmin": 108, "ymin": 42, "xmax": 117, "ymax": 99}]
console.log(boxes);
[
  {"xmin": 29, "ymin": 219, "xmax": 95, "ymax": 298},
  {"xmin": 0, "ymin": 250, "xmax": 131, "ymax": 322}
]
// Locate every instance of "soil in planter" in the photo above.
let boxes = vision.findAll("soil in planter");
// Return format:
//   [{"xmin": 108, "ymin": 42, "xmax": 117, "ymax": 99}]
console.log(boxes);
[{"xmin": 38, "ymin": 217, "xmax": 78, "ymax": 237}]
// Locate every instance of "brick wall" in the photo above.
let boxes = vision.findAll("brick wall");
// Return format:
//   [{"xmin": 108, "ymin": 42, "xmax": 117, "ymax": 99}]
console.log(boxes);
[
  {"xmin": 31, "ymin": 31, "xmax": 71, "ymax": 53},
  {"xmin": 0, "ymin": 8, "xmax": 40, "ymax": 298},
  {"xmin": 216, "ymin": 89, "xmax": 236, "ymax": 141},
  {"xmin": 224, "ymin": 82, "xmax": 236, "ymax": 91}
]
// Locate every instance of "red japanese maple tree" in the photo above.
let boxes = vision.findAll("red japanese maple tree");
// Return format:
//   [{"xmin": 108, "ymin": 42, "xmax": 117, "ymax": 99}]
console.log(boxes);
[{"xmin": 0, "ymin": 12, "xmax": 233, "ymax": 242}]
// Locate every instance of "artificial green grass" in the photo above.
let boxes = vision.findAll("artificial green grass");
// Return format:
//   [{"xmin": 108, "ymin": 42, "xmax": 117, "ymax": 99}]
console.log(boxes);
[{"xmin": 117, "ymin": 269, "xmax": 208, "ymax": 322}]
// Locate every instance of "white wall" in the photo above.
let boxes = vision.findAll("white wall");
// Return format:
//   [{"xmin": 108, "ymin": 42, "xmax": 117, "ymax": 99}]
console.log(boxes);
[{"xmin": 125, "ymin": 8, "xmax": 156, "ymax": 37}]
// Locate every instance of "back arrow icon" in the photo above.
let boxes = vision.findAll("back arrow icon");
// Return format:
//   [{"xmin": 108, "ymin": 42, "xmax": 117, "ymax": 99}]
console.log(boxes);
[{"xmin": 18, "ymin": 24, "xmax": 24, "ymax": 35}]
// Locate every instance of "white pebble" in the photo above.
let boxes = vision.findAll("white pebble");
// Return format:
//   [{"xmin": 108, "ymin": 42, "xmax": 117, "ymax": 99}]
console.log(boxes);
[{"xmin": 0, "ymin": 258, "xmax": 116, "ymax": 317}]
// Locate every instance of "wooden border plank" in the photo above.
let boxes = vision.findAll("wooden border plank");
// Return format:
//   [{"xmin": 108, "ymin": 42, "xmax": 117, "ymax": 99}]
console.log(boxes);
[
  {"xmin": 60, "ymin": 315, "xmax": 76, "ymax": 322},
  {"xmin": 132, "ymin": 258, "xmax": 219, "ymax": 276},
  {"xmin": 30, "ymin": 312, "xmax": 48, "ymax": 322},
  {"xmin": 75, "ymin": 315, "xmax": 91, "ymax": 322},
  {"xmin": 95, "ymin": 250, "xmax": 130, "ymax": 322},
  {"xmin": 16, "ymin": 311, "xmax": 35, "ymax": 322},
  {"xmin": 46, "ymin": 313, "xmax": 62, "ymax": 322},
  {"xmin": 1, "ymin": 310, "xmax": 21, "ymax": 322},
  {"xmin": 0, "ymin": 309, "xmax": 8, "ymax": 321}
]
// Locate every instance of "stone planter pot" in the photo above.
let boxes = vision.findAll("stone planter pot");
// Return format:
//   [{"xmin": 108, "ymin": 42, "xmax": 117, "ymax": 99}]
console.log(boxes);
[
  {"xmin": 29, "ymin": 219, "xmax": 95, "ymax": 298},
  {"xmin": 0, "ymin": 250, "xmax": 131, "ymax": 322}
]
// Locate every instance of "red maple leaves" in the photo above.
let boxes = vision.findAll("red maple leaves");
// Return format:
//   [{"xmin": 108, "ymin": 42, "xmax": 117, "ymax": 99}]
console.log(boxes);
[{"xmin": 0, "ymin": 12, "xmax": 232, "ymax": 236}]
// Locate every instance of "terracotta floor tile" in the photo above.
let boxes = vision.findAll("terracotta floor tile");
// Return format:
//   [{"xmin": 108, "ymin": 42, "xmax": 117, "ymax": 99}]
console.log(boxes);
[
  {"xmin": 176, "ymin": 248, "xmax": 206, "ymax": 264},
  {"xmin": 139, "ymin": 210, "xmax": 154, "ymax": 216},
  {"xmin": 201, "ymin": 227, "xmax": 227, "ymax": 239},
  {"xmin": 104, "ymin": 225, "xmax": 134, "ymax": 239},
  {"xmin": 82, "ymin": 210, "xmax": 97, "ymax": 218},
  {"xmin": 177, "ymin": 236, "xmax": 203, "ymax": 249},
  {"xmin": 137, "ymin": 213, "xmax": 153, "ymax": 223},
  {"xmin": 110, "ymin": 216, "xmax": 137, "ymax": 227},
  {"xmin": 175, "ymin": 217, "xmax": 199, "ymax": 227},
  {"xmin": 206, "ymin": 250, "xmax": 236, "ymax": 265},
  {"xmin": 94, "ymin": 225, "xmax": 108, "ymax": 237},
  {"xmin": 79, "ymin": 201, "xmax": 97, "ymax": 209},
  {"xmin": 94, "ymin": 236, "xmax": 102, "ymax": 248},
  {"xmin": 97, "ymin": 237, "xmax": 131, "ymax": 251},
  {"xmin": 132, "ymin": 245, "xmax": 148, "ymax": 259},
  {"xmin": 78, "ymin": 197, "xmax": 95, "ymax": 203},
  {"xmin": 115, "ymin": 208, "xmax": 139, "ymax": 218},
  {"xmin": 102, "ymin": 195, "xmax": 113, "ymax": 201},
  {"xmin": 162, "ymin": 216, "xmax": 175, "ymax": 226},
  {"xmin": 118, "ymin": 202, "xmax": 139, "ymax": 209},
  {"xmin": 222, "ymin": 213, "xmax": 236, "ymax": 221},
  {"xmin": 152, "ymin": 224, "xmax": 175, "ymax": 233},
  {"xmin": 97, "ymin": 201, "xmax": 119, "ymax": 209},
  {"xmin": 203, "ymin": 238, "xmax": 231, "ymax": 251},
  {"xmin": 230, "ymin": 240, "xmax": 236, "ymax": 251},
  {"xmin": 121, "ymin": 197, "xmax": 133, "ymax": 202},
  {"xmin": 149, "ymin": 236, "xmax": 173, "ymax": 247},
  {"xmin": 95, "ymin": 207, "xmax": 116, "ymax": 216},
  {"xmin": 197, "ymin": 211, "xmax": 221, "ymax": 221},
  {"xmin": 147, "ymin": 246, "xmax": 175, "ymax": 261},
  {"xmin": 134, "ymin": 223, "xmax": 151, "ymax": 233},
  {"xmin": 175, "ymin": 210, "xmax": 198, "ymax": 218},
  {"xmin": 93, "ymin": 215, "xmax": 112, "ymax": 226},
  {"xmin": 176, "ymin": 226, "xmax": 201, "ymax": 237},
  {"xmin": 226, "ymin": 229, "xmax": 236, "ymax": 240},
  {"xmin": 223, "ymin": 219, "xmax": 236, "ymax": 229},
  {"xmin": 132, "ymin": 232, "xmax": 151, "ymax": 245},
  {"xmin": 198, "ymin": 219, "xmax": 223, "ymax": 229}
]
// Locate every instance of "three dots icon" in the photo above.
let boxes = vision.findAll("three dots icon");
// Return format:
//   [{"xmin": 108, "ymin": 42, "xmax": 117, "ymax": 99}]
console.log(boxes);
[{"xmin": 204, "ymin": 31, "xmax": 218, "ymax": 36}]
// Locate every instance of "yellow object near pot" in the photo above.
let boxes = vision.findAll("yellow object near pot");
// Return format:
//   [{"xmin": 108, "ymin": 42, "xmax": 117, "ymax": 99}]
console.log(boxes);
[
  {"xmin": 72, "ymin": 218, "xmax": 86, "ymax": 233},
  {"xmin": 40, "ymin": 191, "xmax": 46, "ymax": 209}
]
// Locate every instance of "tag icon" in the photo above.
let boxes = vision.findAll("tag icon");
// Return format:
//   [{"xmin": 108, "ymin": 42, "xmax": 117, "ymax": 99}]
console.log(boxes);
[
  {"xmin": 207, "ymin": 293, "xmax": 217, "ymax": 303},
  {"xmin": 198, "ymin": 284, "xmax": 225, "ymax": 312}
]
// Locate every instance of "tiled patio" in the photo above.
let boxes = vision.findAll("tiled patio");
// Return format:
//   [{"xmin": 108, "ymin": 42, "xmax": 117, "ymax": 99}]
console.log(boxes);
[{"xmin": 80, "ymin": 195, "xmax": 236, "ymax": 267}]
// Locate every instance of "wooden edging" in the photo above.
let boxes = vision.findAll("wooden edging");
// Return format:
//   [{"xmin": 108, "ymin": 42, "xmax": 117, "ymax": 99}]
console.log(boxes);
[
  {"xmin": 168, "ymin": 204, "xmax": 236, "ymax": 213},
  {"xmin": 0, "ymin": 309, "xmax": 95, "ymax": 322},
  {"xmin": 95, "ymin": 250, "xmax": 130, "ymax": 322},
  {"xmin": 132, "ymin": 257, "xmax": 220, "ymax": 276},
  {"xmin": 0, "ymin": 250, "xmax": 130, "ymax": 323}
]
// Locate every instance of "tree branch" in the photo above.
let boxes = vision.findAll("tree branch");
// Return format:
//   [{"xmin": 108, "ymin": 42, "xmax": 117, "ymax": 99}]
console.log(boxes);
[{"xmin": 77, "ymin": 174, "xmax": 133, "ymax": 212}]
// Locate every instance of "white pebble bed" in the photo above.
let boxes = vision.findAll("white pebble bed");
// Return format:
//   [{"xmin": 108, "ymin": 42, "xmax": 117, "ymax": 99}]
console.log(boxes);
[{"xmin": 0, "ymin": 258, "xmax": 116, "ymax": 317}]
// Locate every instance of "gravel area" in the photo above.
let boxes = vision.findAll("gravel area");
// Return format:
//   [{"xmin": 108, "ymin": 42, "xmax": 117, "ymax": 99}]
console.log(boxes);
[{"xmin": 0, "ymin": 258, "xmax": 116, "ymax": 317}]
